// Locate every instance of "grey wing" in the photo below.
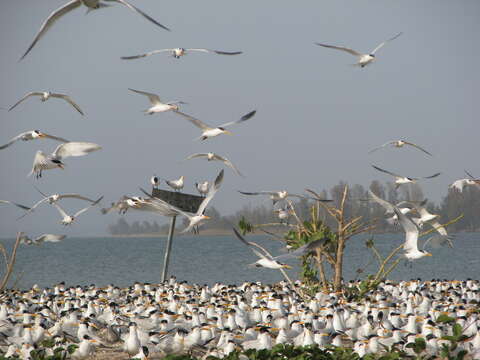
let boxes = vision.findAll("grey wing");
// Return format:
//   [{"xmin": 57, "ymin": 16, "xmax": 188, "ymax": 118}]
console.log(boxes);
[
  {"xmin": 35, "ymin": 234, "xmax": 66, "ymax": 243},
  {"xmin": 372, "ymin": 165, "xmax": 401, "ymax": 178},
  {"xmin": 58, "ymin": 194, "xmax": 97, "ymax": 203},
  {"xmin": 40, "ymin": 132, "xmax": 69, "ymax": 143},
  {"xmin": 173, "ymin": 110, "xmax": 210, "ymax": 130},
  {"xmin": 53, "ymin": 142, "xmax": 102, "ymax": 159},
  {"xmin": 403, "ymin": 141, "xmax": 432, "ymax": 156},
  {"xmin": 0, "ymin": 133, "xmax": 25, "ymax": 150},
  {"xmin": 128, "ymin": 88, "xmax": 161, "ymax": 105},
  {"xmin": 73, "ymin": 196, "xmax": 104, "ymax": 217},
  {"xmin": 109, "ymin": 0, "xmax": 170, "ymax": 31},
  {"xmin": 20, "ymin": 0, "xmax": 81, "ymax": 60},
  {"xmin": 185, "ymin": 153, "xmax": 209, "ymax": 160},
  {"xmin": 17, "ymin": 198, "xmax": 48, "ymax": 220},
  {"xmin": 232, "ymin": 228, "xmax": 270, "ymax": 259},
  {"xmin": 53, "ymin": 203, "xmax": 69, "ymax": 218},
  {"xmin": 423, "ymin": 172, "xmax": 441, "ymax": 179},
  {"xmin": 238, "ymin": 191, "xmax": 276, "ymax": 196},
  {"xmin": 197, "ymin": 170, "xmax": 224, "ymax": 215},
  {"xmin": 213, "ymin": 154, "xmax": 243, "ymax": 177},
  {"xmin": 0, "ymin": 200, "xmax": 31, "ymax": 211},
  {"xmin": 370, "ymin": 32, "xmax": 403, "ymax": 55},
  {"xmin": 368, "ymin": 141, "xmax": 395, "ymax": 154},
  {"xmin": 187, "ymin": 49, "xmax": 242, "ymax": 55},
  {"xmin": 50, "ymin": 94, "xmax": 84, "ymax": 115},
  {"xmin": 464, "ymin": 170, "xmax": 477, "ymax": 179},
  {"xmin": 121, "ymin": 49, "xmax": 172, "ymax": 60},
  {"xmin": 314, "ymin": 43, "xmax": 362, "ymax": 56},
  {"xmin": 368, "ymin": 189, "xmax": 394, "ymax": 213},
  {"xmin": 218, "ymin": 110, "xmax": 256, "ymax": 128},
  {"xmin": 8, "ymin": 92, "xmax": 44, "ymax": 111}
]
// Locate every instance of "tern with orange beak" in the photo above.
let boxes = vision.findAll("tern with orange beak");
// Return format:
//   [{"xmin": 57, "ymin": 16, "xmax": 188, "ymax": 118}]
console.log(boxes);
[
  {"xmin": 0, "ymin": 130, "xmax": 69, "ymax": 150},
  {"xmin": 174, "ymin": 110, "xmax": 256, "ymax": 140}
]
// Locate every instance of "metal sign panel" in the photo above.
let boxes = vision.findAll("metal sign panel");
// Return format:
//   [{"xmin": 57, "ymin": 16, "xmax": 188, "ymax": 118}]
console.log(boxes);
[{"xmin": 152, "ymin": 189, "xmax": 204, "ymax": 214}]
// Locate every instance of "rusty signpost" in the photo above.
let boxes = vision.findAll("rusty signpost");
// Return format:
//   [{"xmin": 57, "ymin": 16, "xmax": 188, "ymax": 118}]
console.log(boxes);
[{"xmin": 151, "ymin": 188, "xmax": 204, "ymax": 282}]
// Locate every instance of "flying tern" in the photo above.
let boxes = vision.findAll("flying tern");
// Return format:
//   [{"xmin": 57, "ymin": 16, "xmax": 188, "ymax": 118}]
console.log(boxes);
[
  {"xmin": 0, "ymin": 130, "xmax": 69, "ymax": 150},
  {"xmin": 101, "ymin": 196, "xmax": 131, "ymax": 215},
  {"xmin": 9, "ymin": 92, "xmax": 84, "ymax": 115},
  {"xmin": 315, "ymin": 32, "xmax": 403, "ymax": 67},
  {"xmin": 174, "ymin": 110, "xmax": 256, "ymax": 140},
  {"xmin": 29, "ymin": 142, "xmax": 102, "ymax": 178},
  {"xmin": 19, "ymin": 233, "xmax": 66, "ymax": 245},
  {"xmin": 369, "ymin": 140, "xmax": 432, "ymax": 156},
  {"xmin": 20, "ymin": 0, "xmax": 170, "ymax": 60},
  {"xmin": 449, "ymin": 170, "xmax": 480, "ymax": 192},
  {"xmin": 165, "ymin": 170, "xmax": 224, "ymax": 233},
  {"xmin": 372, "ymin": 165, "xmax": 441, "ymax": 189},
  {"xmin": 165, "ymin": 176, "xmax": 184, "ymax": 192},
  {"xmin": 121, "ymin": 47, "xmax": 242, "ymax": 60},
  {"xmin": 18, "ymin": 186, "xmax": 98, "ymax": 219},
  {"xmin": 239, "ymin": 190, "xmax": 312, "ymax": 206},
  {"xmin": 185, "ymin": 152, "xmax": 244, "ymax": 177},
  {"xmin": 53, "ymin": 196, "xmax": 103, "ymax": 225},
  {"xmin": 232, "ymin": 228, "xmax": 293, "ymax": 269},
  {"xmin": 393, "ymin": 207, "xmax": 432, "ymax": 260},
  {"xmin": 128, "ymin": 88, "xmax": 186, "ymax": 114}
]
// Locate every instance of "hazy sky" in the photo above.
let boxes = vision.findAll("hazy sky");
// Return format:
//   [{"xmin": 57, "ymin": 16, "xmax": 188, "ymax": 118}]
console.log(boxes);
[{"xmin": 0, "ymin": 0, "xmax": 478, "ymax": 236}]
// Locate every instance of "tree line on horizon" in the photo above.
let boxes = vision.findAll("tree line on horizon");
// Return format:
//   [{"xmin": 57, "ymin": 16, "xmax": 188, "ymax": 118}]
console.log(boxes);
[{"xmin": 107, "ymin": 180, "xmax": 479, "ymax": 235}]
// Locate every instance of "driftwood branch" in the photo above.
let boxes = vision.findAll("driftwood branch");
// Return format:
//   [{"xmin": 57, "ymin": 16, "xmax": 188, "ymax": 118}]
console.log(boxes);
[{"xmin": 0, "ymin": 233, "xmax": 22, "ymax": 292}]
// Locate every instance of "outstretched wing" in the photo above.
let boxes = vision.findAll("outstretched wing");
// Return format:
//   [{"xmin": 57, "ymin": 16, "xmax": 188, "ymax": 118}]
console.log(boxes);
[
  {"xmin": 187, "ymin": 48, "xmax": 243, "ymax": 55},
  {"xmin": 59, "ymin": 194, "xmax": 97, "ymax": 203},
  {"xmin": 173, "ymin": 110, "xmax": 210, "ymax": 130},
  {"xmin": 372, "ymin": 165, "xmax": 401, "ymax": 178},
  {"xmin": 197, "ymin": 169, "xmax": 224, "ymax": 215},
  {"xmin": 108, "ymin": 0, "xmax": 170, "ymax": 31},
  {"xmin": 9, "ymin": 92, "xmax": 44, "ymax": 111},
  {"xmin": 185, "ymin": 153, "xmax": 209, "ymax": 161},
  {"xmin": 121, "ymin": 49, "xmax": 173, "ymax": 60},
  {"xmin": 73, "ymin": 196, "xmax": 104, "ymax": 217},
  {"xmin": 368, "ymin": 141, "xmax": 395, "ymax": 154},
  {"xmin": 40, "ymin": 132, "xmax": 70, "ymax": 143},
  {"xmin": 314, "ymin": 43, "xmax": 361, "ymax": 56},
  {"xmin": 128, "ymin": 88, "xmax": 162, "ymax": 105},
  {"xmin": 52, "ymin": 142, "xmax": 101, "ymax": 159},
  {"xmin": 0, "ymin": 200, "xmax": 31, "ymax": 211},
  {"xmin": 53, "ymin": 203, "xmax": 69, "ymax": 219},
  {"xmin": 50, "ymin": 93, "xmax": 84, "ymax": 115},
  {"xmin": 274, "ymin": 238, "xmax": 328, "ymax": 261},
  {"xmin": 35, "ymin": 234, "xmax": 66, "ymax": 243},
  {"xmin": 394, "ymin": 207, "xmax": 419, "ymax": 253},
  {"xmin": 403, "ymin": 141, "xmax": 432, "ymax": 156},
  {"xmin": 370, "ymin": 32, "xmax": 403, "ymax": 55},
  {"xmin": 218, "ymin": 110, "xmax": 256, "ymax": 128},
  {"xmin": 423, "ymin": 172, "xmax": 441, "ymax": 179},
  {"xmin": 0, "ymin": 133, "xmax": 27, "ymax": 150},
  {"xmin": 367, "ymin": 189, "xmax": 395, "ymax": 213},
  {"xmin": 212, "ymin": 154, "xmax": 243, "ymax": 177},
  {"xmin": 20, "ymin": 0, "xmax": 81, "ymax": 60}
]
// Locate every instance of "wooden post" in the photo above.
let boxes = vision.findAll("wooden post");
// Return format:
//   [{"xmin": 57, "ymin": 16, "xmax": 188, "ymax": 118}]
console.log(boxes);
[{"xmin": 161, "ymin": 216, "xmax": 176, "ymax": 282}]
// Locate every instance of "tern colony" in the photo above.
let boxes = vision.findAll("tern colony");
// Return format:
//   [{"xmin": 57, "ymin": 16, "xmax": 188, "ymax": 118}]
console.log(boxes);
[{"xmin": 0, "ymin": 1, "xmax": 478, "ymax": 359}]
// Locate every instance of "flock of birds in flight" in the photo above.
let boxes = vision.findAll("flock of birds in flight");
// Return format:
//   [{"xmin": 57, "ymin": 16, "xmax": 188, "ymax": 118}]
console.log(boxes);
[
  {"xmin": 1, "ymin": 2, "xmax": 479, "ymax": 265},
  {"xmin": 0, "ymin": 2, "xmax": 479, "ymax": 360}
]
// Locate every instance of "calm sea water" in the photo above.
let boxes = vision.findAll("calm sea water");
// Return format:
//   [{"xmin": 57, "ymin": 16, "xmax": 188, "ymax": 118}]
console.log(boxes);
[{"xmin": 1, "ymin": 232, "xmax": 479, "ymax": 289}]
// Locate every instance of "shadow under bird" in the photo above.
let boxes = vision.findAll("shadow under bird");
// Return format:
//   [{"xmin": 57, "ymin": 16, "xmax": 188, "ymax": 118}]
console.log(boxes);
[
  {"xmin": 9, "ymin": 91, "xmax": 84, "ymax": 115},
  {"xmin": 20, "ymin": 0, "xmax": 170, "ymax": 60},
  {"xmin": 29, "ymin": 142, "xmax": 102, "ymax": 179},
  {"xmin": 315, "ymin": 32, "xmax": 402, "ymax": 67},
  {"xmin": 0, "ymin": 130, "xmax": 68, "ymax": 150},
  {"xmin": 371, "ymin": 165, "xmax": 441, "ymax": 189},
  {"xmin": 185, "ymin": 152, "xmax": 244, "ymax": 177},
  {"xmin": 369, "ymin": 139, "xmax": 432, "ymax": 156},
  {"xmin": 174, "ymin": 110, "xmax": 256, "ymax": 140},
  {"xmin": 128, "ymin": 88, "xmax": 186, "ymax": 114},
  {"xmin": 121, "ymin": 47, "xmax": 242, "ymax": 60}
]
